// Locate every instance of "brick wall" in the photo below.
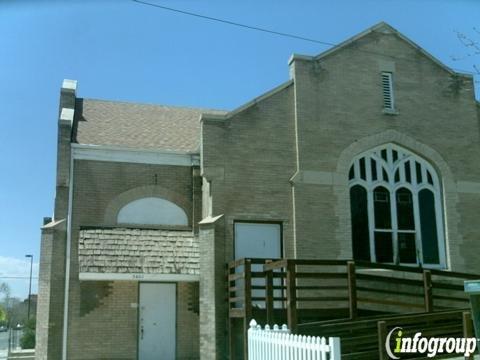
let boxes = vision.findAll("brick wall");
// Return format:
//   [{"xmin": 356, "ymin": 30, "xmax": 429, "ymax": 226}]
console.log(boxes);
[
  {"xmin": 200, "ymin": 26, "xmax": 480, "ymax": 358},
  {"xmin": 64, "ymin": 160, "xmax": 200, "ymax": 359}
]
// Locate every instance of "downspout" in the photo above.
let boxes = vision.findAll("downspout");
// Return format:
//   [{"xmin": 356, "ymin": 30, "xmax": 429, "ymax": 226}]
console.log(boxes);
[{"xmin": 62, "ymin": 150, "xmax": 74, "ymax": 360}]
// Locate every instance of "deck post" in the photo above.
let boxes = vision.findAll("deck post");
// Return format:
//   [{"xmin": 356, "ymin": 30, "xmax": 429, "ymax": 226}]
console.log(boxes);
[
  {"xmin": 286, "ymin": 260, "xmax": 298, "ymax": 333},
  {"xmin": 462, "ymin": 311, "xmax": 474, "ymax": 360},
  {"xmin": 423, "ymin": 270, "xmax": 433, "ymax": 312},
  {"xmin": 377, "ymin": 320, "xmax": 388, "ymax": 360},
  {"xmin": 347, "ymin": 261, "xmax": 357, "ymax": 319},
  {"xmin": 243, "ymin": 259, "xmax": 252, "ymax": 360},
  {"xmin": 265, "ymin": 261, "xmax": 274, "ymax": 326}
]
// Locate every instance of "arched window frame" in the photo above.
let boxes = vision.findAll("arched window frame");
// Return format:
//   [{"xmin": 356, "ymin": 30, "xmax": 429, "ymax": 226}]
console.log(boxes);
[{"xmin": 349, "ymin": 144, "xmax": 446, "ymax": 268}]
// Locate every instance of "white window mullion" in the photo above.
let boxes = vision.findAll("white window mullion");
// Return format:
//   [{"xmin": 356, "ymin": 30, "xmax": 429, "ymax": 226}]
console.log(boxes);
[
  {"xmin": 421, "ymin": 167, "xmax": 428, "ymax": 186},
  {"xmin": 390, "ymin": 190, "xmax": 399, "ymax": 264},
  {"xmin": 367, "ymin": 187, "xmax": 376, "ymax": 262},
  {"xmin": 434, "ymin": 191, "xmax": 447, "ymax": 268},
  {"xmin": 410, "ymin": 160, "xmax": 417, "ymax": 186},
  {"xmin": 376, "ymin": 160, "xmax": 382, "ymax": 183},
  {"xmin": 354, "ymin": 159, "xmax": 360, "ymax": 181},
  {"xmin": 365, "ymin": 155, "xmax": 372, "ymax": 183},
  {"xmin": 386, "ymin": 145, "xmax": 394, "ymax": 171},
  {"xmin": 399, "ymin": 162, "xmax": 406, "ymax": 183},
  {"xmin": 411, "ymin": 189, "xmax": 422, "ymax": 266}
]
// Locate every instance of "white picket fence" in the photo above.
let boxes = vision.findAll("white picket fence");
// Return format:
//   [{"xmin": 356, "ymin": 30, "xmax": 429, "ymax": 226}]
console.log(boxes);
[{"xmin": 248, "ymin": 320, "xmax": 341, "ymax": 360}]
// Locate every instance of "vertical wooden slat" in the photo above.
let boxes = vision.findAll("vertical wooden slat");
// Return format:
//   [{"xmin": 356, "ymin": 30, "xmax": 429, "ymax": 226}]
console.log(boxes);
[
  {"xmin": 423, "ymin": 270, "xmax": 433, "ymax": 312},
  {"xmin": 228, "ymin": 263, "xmax": 236, "ymax": 360},
  {"xmin": 286, "ymin": 260, "xmax": 298, "ymax": 333},
  {"xmin": 266, "ymin": 268, "xmax": 274, "ymax": 326},
  {"xmin": 244, "ymin": 259, "xmax": 252, "ymax": 360},
  {"xmin": 229, "ymin": 318, "xmax": 235, "ymax": 360},
  {"xmin": 347, "ymin": 261, "xmax": 357, "ymax": 320},
  {"xmin": 463, "ymin": 311, "xmax": 475, "ymax": 360},
  {"xmin": 377, "ymin": 321, "xmax": 387, "ymax": 360}
]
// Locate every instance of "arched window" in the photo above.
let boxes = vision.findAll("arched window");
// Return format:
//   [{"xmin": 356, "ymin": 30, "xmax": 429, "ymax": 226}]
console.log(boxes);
[
  {"xmin": 348, "ymin": 144, "xmax": 445, "ymax": 268},
  {"xmin": 117, "ymin": 197, "xmax": 188, "ymax": 226}
]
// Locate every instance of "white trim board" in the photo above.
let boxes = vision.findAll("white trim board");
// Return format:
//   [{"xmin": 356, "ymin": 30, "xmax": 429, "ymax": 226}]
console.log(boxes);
[
  {"xmin": 79, "ymin": 272, "xmax": 199, "ymax": 282},
  {"xmin": 72, "ymin": 144, "xmax": 200, "ymax": 166}
]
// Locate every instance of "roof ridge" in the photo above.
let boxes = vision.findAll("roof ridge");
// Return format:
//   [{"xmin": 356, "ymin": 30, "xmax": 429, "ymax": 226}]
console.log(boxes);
[{"xmin": 81, "ymin": 97, "xmax": 227, "ymax": 114}]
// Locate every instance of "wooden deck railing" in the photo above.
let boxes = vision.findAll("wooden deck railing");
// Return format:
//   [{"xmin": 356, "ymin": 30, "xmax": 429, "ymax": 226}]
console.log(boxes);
[{"xmin": 227, "ymin": 258, "xmax": 479, "ymax": 359}]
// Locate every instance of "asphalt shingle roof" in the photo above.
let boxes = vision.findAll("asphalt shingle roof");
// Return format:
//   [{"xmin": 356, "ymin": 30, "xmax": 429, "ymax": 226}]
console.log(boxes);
[
  {"xmin": 74, "ymin": 98, "xmax": 225, "ymax": 152},
  {"xmin": 78, "ymin": 228, "xmax": 199, "ymax": 275}
]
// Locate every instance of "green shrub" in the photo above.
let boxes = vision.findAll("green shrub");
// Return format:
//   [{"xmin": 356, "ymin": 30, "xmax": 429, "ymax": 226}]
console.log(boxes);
[{"xmin": 20, "ymin": 318, "xmax": 35, "ymax": 349}]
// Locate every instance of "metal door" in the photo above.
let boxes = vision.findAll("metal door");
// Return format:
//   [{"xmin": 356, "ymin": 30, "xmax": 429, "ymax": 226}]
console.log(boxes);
[{"xmin": 138, "ymin": 283, "xmax": 176, "ymax": 360}]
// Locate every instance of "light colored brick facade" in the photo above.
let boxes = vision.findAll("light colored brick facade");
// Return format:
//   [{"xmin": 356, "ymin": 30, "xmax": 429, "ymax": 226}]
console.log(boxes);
[{"xmin": 37, "ymin": 22, "xmax": 479, "ymax": 360}]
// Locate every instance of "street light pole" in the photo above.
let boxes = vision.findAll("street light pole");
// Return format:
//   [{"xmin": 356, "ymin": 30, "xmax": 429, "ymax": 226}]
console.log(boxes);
[{"xmin": 25, "ymin": 255, "xmax": 33, "ymax": 320}]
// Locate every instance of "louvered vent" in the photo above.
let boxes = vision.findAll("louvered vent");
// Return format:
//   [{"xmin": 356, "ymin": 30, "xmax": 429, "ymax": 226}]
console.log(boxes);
[{"xmin": 381, "ymin": 72, "xmax": 394, "ymax": 110}]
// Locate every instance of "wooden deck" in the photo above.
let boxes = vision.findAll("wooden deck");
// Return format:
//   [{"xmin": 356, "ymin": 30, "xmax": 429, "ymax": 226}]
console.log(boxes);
[{"xmin": 227, "ymin": 259, "xmax": 478, "ymax": 359}]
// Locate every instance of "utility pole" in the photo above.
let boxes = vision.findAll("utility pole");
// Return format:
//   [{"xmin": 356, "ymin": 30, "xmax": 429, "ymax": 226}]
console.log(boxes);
[{"xmin": 25, "ymin": 255, "xmax": 33, "ymax": 320}]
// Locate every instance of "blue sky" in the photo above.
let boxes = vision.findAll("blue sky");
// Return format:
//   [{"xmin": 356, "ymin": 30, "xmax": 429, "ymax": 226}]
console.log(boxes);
[{"xmin": 0, "ymin": 0, "xmax": 478, "ymax": 299}]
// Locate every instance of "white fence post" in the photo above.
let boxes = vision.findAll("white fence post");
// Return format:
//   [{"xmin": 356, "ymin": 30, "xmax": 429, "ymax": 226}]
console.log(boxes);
[{"xmin": 247, "ymin": 319, "xmax": 341, "ymax": 360}]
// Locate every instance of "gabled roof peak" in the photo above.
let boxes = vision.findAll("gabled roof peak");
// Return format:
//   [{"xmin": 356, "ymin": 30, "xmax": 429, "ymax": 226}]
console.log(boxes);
[{"xmin": 289, "ymin": 22, "xmax": 472, "ymax": 78}]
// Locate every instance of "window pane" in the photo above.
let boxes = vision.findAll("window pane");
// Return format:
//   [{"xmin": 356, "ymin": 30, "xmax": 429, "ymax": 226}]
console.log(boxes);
[
  {"xmin": 427, "ymin": 171, "xmax": 434, "ymax": 185},
  {"xmin": 371, "ymin": 159, "xmax": 377, "ymax": 181},
  {"xmin": 375, "ymin": 232, "xmax": 393, "ymax": 263},
  {"xmin": 359, "ymin": 158, "xmax": 366, "ymax": 180},
  {"xmin": 416, "ymin": 162, "xmax": 423, "ymax": 183},
  {"xmin": 381, "ymin": 149, "xmax": 387, "ymax": 161},
  {"xmin": 374, "ymin": 187, "xmax": 391, "ymax": 229},
  {"xmin": 382, "ymin": 168, "xmax": 389, "ymax": 182},
  {"xmin": 419, "ymin": 190, "xmax": 439, "ymax": 264},
  {"xmin": 396, "ymin": 188, "xmax": 415, "ymax": 230},
  {"xmin": 392, "ymin": 150, "xmax": 398, "ymax": 162},
  {"xmin": 398, "ymin": 233, "xmax": 416, "ymax": 263},
  {"xmin": 350, "ymin": 186, "xmax": 370, "ymax": 261},
  {"xmin": 405, "ymin": 162, "xmax": 411, "ymax": 183},
  {"xmin": 349, "ymin": 165, "xmax": 354, "ymax": 180}
]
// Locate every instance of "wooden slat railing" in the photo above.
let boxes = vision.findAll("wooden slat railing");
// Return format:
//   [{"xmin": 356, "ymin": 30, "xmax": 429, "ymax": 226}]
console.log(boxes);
[{"xmin": 227, "ymin": 258, "xmax": 479, "ymax": 359}]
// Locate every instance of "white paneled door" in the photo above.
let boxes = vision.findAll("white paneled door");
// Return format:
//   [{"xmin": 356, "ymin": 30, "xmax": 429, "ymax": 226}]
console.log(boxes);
[
  {"xmin": 138, "ymin": 283, "xmax": 176, "ymax": 360},
  {"xmin": 234, "ymin": 222, "xmax": 282, "ymax": 307}
]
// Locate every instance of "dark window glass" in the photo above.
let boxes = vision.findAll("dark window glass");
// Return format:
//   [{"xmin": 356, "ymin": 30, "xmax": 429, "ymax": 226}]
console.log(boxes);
[
  {"xmin": 427, "ymin": 171, "xmax": 433, "ymax": 185},
  {"xmin": 416, "ymin": 162, "xmax": 423, "ymax": 183},
  {"xmin": 382, "ymin": 168, "xmax": 389, "ymax": 182},
  {"xmin": 405, "ymin": 162, "xmax": 411, "ymax": 183},
  {"xmin": 350, "ymin": 185, "xmax": 370, "ymax": 261},
  {"xmin": 419, "ymin": 189, "xmax": 439, "ymax": 264},
  {"xmin": 349, "ymin": 165, "xmax": 354, "ymax": 180},
  {"xmin": 392, "ymin": 150, "xmax": 398, "ymax": 162},
  {"xmin": 374, "ymin": 187, "xmax": 391, "ymax": 229},
  {"xmin": 371, "ymin": 159, "xmax": 377, "ymax": 181},
  {"xmin": 375, "ymin": 232, "xmax": 393, "ymax": 262},
  {"xmin": 396, "ymin": 188, "xmax": 415, "ymax": 230},
  {"xmin": 394, "ymin": 169, "xmax": 400, "ymax": 183},
  {"xmin": 381, "ymin": 149, "xmax": 388, "ymax": 161},
  {"xmin": 360, "ymin": 158, "xmax": 366, "ymax": 180},
  {"xmin": 398, "ymin": 233, "xmax": 417, "ymax": 263}
]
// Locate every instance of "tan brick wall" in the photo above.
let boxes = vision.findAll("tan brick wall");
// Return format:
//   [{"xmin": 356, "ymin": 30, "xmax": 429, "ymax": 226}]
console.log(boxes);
[
  {"xmin": 65, "ymin": 160, "xmax": 200, "ymax": 359},
  {"xmin": 177, "ymin": 282, "xmax": 199, "ymax": 360},
  {"xmin": 290, "ymin": 29, "xmax": 480, "ymax": 272},
  {"xmin": 200, "ymin": 27, "xmax": 480, "ymax": 358}
]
